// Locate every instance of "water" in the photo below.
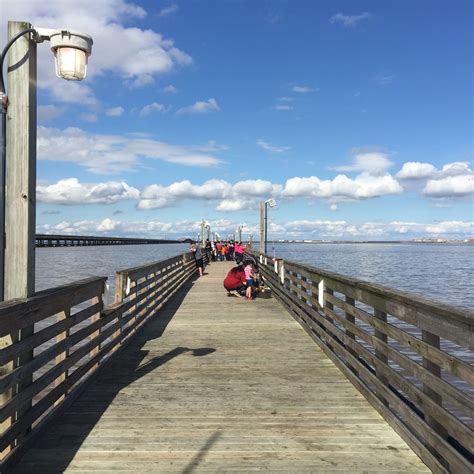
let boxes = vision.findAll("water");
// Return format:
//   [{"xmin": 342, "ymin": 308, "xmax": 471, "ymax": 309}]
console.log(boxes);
[
  {"xmin": 36, "ymin": 243, "xmax": 190, "ymax": 296},
  {"xmin": 36, "ymin": 242, "xmax": 473, "ymax": 311},
  {"xmin": 270, "ymin": 243, "xmax": 474, "ymax": 311}
]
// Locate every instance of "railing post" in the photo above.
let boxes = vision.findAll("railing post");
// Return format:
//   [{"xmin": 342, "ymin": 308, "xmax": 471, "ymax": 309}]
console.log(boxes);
[
  {"xmin": 89, "ymin": 295, "xmax": 102, "ymax": 371},
  {"xmin": 345, "ymin": 296, "xmax": 358, "ymax": 375},
  {"xmin": 422, "ymin": 330, "xmax": 448, "ymax": 445},
  {"xmin": 54, "ymin": 308, "xmax": 71, "ymax": 404},
  {"xmin": 324, "ymin": 287, "xmax": 335, "ymax": 352},
  {"xmin": 113, "ymin": 272, "xmax": 126, "ymax": 346},
  {"xmin": 374, "ymin": 309, "xmax": 388, "ymax": 406}
]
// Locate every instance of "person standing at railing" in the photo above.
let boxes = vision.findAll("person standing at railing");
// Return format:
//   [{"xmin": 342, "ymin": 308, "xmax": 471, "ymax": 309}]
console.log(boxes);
[
  {"xmin": 234, "ymin": 241, "xmax": 244, "ymax": 263},
  {"xmin": 205, "ymin": 239, "xmax": 212, "ymax": 263},
  {"xmin": 190, "ymin": 242, "xmax": 204, "ymax": 277}
]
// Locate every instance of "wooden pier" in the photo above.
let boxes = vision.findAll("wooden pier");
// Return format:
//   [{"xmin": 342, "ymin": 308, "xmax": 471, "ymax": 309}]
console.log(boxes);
[{"xmin": 0, "ymin": 253, "xmax": 472, "ymax": 472}]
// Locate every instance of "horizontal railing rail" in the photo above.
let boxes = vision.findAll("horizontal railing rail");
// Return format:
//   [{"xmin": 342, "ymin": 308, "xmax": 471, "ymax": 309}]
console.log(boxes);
[
  {"xmin": 0, "ymin": 251, "xmax": 200, "ymax": 469},
  {"xmin": 252, "ymin": 252, "xmax": 473, "ymax": 474}
]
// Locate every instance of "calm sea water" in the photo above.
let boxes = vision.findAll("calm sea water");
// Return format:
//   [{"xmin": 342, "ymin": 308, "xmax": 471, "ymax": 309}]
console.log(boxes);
[
  {"xmin": 36, "ymin": 242, "xmax": 473, "ymax": 311},
  {"xmin": 271, "ymin": 243, "xmax": 474, "ymax": 311},
  {"xmin": 36, "ymin": 243, "xmax": 190, "ymax": 302}
]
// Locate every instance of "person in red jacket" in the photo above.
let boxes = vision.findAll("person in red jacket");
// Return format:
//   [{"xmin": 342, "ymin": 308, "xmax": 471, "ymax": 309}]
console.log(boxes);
[{"xmin": 223, "ymin": 265, "xmax": 247, "ymax": 297}]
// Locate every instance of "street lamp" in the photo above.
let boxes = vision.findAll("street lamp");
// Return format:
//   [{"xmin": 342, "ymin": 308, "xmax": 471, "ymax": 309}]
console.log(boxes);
[
  {"xmin": 0, "ymin": 22, "xmax": 93, "ymax": 301},
  {"xmin": 259, "ymin": 198, "xmax": 276, "ymax": 255}
]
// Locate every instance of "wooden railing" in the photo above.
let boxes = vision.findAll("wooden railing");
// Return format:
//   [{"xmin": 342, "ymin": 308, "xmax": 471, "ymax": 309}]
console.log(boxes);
[
  {"xmin": 254, "ymin": 253, "xmax": 473, "ymax": 474},
  {"xmin": 0, "ymin": 251, "xmax": 199, "ymax": 469}
]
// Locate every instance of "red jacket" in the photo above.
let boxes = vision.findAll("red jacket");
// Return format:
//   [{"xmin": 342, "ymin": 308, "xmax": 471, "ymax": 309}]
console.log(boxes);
[{"xmin": 223, "ymin": 270, "xmax": 246, "ymax": 290}]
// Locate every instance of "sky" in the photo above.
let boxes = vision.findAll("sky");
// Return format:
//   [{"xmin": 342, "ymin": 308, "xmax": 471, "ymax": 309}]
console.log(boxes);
[{"xmin": 1, "ymin": 0, "xmax": 473, "ymax": 240}]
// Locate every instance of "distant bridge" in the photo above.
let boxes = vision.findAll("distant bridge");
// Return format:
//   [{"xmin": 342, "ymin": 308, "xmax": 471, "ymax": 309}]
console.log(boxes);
[{"xmin": 35, "ymin": 234, "xmax": 191, "ymax": 247}]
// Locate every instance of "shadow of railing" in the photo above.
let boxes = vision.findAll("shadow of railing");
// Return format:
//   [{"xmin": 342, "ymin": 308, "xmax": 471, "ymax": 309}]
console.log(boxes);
[
  {"xmin": 12, "ymin": 278, "xmax": 216, "ymax": 472},
  {"xmin": 182, "ymin": 430, "xmax": 223, "ymax": 473}
]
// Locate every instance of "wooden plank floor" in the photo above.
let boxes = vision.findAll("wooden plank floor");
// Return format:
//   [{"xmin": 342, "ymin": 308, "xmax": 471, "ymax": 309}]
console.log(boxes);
[{"xmin": 14, "ymin": 262, "xmax": 429, "ymax": 473}]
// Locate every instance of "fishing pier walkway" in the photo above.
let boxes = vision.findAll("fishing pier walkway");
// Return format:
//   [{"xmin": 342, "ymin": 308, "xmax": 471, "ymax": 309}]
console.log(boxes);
[{"xmin": 1, "ymin": 253, "xmax": 472, "ymax": 472}]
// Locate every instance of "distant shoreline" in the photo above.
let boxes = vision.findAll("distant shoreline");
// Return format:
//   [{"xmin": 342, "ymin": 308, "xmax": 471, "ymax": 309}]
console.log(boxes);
[{"xmin": 267, "ymin": 240, "xmax": 474, "ymax": 245}]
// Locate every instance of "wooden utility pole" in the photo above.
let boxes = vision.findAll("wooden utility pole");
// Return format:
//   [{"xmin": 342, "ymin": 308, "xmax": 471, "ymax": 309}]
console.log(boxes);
[
  {"xmin": 259, "ymin": 202, "xmax": 265, "ymax": 254},
  {"xmin": 1, "ymin": 21, "xmax": 37, "ymax": 455},
  {"xmin": 5, "ymin": 21, "xmax": 36, "ymax": 300}
]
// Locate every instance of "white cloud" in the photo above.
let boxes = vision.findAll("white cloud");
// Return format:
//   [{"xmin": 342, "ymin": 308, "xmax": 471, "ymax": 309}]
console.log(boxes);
[
  {"xmin": 1, "ymin": 0, "xmax": 192, "ymax": 103},
  {"xmin": 272, "ymin": 104, "xmax": 293, "ymax": 111},
  {"xmin": 373, "ymin": 73, "xmax": 395, "ymax": 85},
  {"xmin": 334, "ymin": 152, "xmax": 393, "ymax": 175},
  {"xmin": 257, "ymin": 139, "xmax": 290, "ymax": 153},
  {"xmin": 277, "ymin": 97, "xmax": 293, "ymax": 102},
  {"xmin": 37, "ymin": 126, "xmax": 223, "ymax": 174},
  {"xmin": 38, "ymin": 105, "xmax": 64, "ymax": 122},
  {"xmin": 79, "ymin": 113, "xmax": 98, "ymax": 123},
  {"xmin": 283, "ymin": 173, "xmax": 402, "ymax": 200},
  {"xmin": 423, "ymin": 175, "xmax": 474, "ymax": 198},
  {"xmin": 440, "ymin": 162, "xmax": 472, "ymax": 177},
  {"xmin": 37, "ymin": 178, "xmax": 140, "ymax": 204},
  {"xmin": 106, "ymin": 106, "xmax": 125, "ymax": 117},
  {"xmin": 177, "ymin": 98, "xmax": 220, "ymax": 114},
  {"xmin": 397, "ymin": 161, "xmax": 473, "ymax": 199},
  {"xmin": 126, "ymin": 74, "xmax": 155, "ymax": 89},
  {"xmin": 36, "ymin": 216, "xmax": 474, "ymax": 240},
  {"xmin": 396, "ymin": 162, "xmax": 437, "ymax": 180},
  {"xmin": 138, "ymin": 178, "xmax": 281, "ymax": 211},
  {"xmin": 138, "ymin": 179, "xmax": 232, "ymax": 210},
  {"xmin": 330, "ymin": 12, "xmax": 371, "ymax": 27},
  {"xmin": 292, "ymin": 85, "xmax": 316, "ymax": 93},
  {"xmin": 139, "ymin": 102, "xmax": 170, "ymax": 117},
  {"xmin": 159, "ymin": 4, "xmax": 179, "ymax": 16},
  {"xmin": 194, "ymin": 140, "xmax": 229, "ymax": 152},
  {"xmin": 163, "ymin": 84, "xmax": 178, "ymax": 93},
  {"xmin": 97, "ymin": 218, "xmax": 120, "ymax": 231}
]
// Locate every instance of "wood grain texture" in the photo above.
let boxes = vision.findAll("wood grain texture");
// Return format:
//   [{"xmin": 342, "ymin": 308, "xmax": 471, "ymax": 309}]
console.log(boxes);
[{"xmin": 13, "ymin": 262, "xmax": 429, "ymax": 473}]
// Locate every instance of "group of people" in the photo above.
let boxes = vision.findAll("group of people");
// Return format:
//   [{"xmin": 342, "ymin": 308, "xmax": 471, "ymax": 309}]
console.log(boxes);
[
  {"xmin": 190, "ymin": 240, "xmax": 264, "ymax": 301},
  {"xmin": 190, "ymin": 239, "xmax": 248, "ymax": 277},
  {"xmin": 204, "ymin": 239, "xmax": 247, "ymax": 263}
]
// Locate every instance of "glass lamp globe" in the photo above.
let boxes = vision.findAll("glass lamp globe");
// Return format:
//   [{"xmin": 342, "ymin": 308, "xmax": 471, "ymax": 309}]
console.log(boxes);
[{"xmin": 54, "ymin": 46, "xmax": 88, "ymax": 81}]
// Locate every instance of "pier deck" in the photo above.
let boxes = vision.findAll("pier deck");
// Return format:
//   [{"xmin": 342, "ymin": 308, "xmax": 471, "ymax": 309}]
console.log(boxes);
[{"xmin": 14, "ymin": 262, "xmax": 428, "ymax": 472}]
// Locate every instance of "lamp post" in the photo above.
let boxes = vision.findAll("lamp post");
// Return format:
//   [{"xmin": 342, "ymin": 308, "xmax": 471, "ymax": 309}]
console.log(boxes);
[
  {"xmin": 200, "ymin": 220, "xmax": 210, "ymax": 245},
  {"xmin": 237, "ymin": 225, "xmax": 244, "ymax": 242},
  {"xmin": 0, "ymin": 22, "xmax": 93, "ymax": 302},
  {"xmin": 259, "ymin": 198, "xmax": 276, "ymax": 255}
]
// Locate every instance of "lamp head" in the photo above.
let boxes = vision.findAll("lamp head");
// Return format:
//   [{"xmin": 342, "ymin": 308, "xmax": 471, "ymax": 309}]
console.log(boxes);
[
  {"xmin": 266, "ymin": 198, "xmax": 277, "ymax": 208},
  {"xmin": 35, "ymin": 28, "xmax": 93, "ymax": 81}
]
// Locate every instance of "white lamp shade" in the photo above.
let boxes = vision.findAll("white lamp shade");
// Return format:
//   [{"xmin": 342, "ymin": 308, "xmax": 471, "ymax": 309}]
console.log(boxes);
[{"xmin": 54, "ymin": 46, "xmax": 88, "ymax": 80}]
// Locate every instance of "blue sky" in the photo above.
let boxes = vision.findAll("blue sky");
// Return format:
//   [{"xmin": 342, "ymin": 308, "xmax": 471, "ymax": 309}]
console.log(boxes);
[{"xmin": 2, "ymin": 0, "xmax": 473, "ymax": 239}]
